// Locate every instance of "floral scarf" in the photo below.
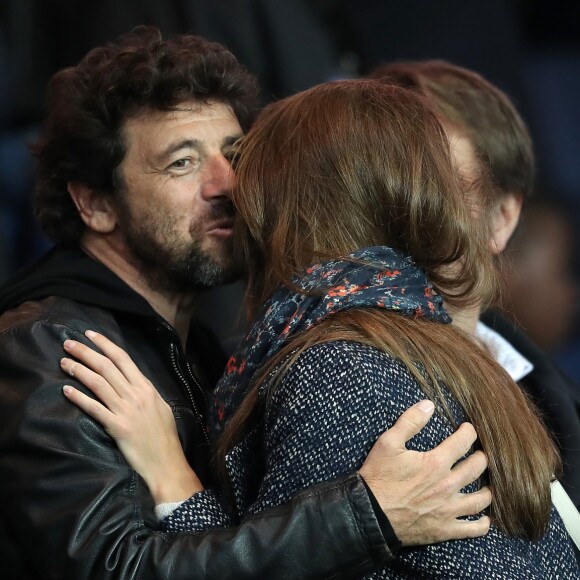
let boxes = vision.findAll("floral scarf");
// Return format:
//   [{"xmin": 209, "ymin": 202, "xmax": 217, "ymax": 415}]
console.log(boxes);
[{"xmin": 210, "ymin": 246, "xmax": 451, "ymax": 437}]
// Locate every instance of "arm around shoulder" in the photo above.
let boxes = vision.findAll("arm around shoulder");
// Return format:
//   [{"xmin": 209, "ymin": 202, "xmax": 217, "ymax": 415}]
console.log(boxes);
[{"xmin": 0, "ymin": 319, "xmax": 392, "ymax": 579}]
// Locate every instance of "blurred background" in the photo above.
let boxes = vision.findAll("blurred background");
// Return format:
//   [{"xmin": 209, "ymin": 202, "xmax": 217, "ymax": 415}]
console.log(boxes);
[{"xmin": 1, "ymin": 0, "xmax": 579, "ymax": 381}]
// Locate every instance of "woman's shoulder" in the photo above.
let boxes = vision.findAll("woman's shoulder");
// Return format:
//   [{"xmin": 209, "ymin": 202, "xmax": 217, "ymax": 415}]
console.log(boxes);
[
  {"xmin": 264, "ymin": 339, "xmax": 423, "ymax": 418},
  {"xmin": 278, "ymin": 339, "xmax": 415, "ymax": 390},
  {"xmin": 264, "ymin": 338, "xmax": 467, "ymax": 453},
  {"xmin": 291, "ymin": 338, "xmax": 405, "ymax": 369}
]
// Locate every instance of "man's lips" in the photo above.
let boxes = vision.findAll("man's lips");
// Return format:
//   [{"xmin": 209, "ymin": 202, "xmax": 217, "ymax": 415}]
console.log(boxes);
[{"xmin": 207, "ymin": 218, "xmax": 234, "ymax": 236}]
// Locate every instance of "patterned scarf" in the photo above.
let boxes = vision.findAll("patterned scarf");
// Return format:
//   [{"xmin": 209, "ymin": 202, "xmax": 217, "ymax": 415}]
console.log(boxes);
[{"xmin": 210, "ymin": 246, "xmax": 451, "ymax": 437}]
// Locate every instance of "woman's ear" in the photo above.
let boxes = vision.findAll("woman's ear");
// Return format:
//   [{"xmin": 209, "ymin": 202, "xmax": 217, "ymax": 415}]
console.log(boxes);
[
  {"xmin": 67, "ymin": 182, "xmax": 117, "ymax": 234},
  {"xmin": 489, "ymin": 192, "xmax": 524, "ymax": 255}
]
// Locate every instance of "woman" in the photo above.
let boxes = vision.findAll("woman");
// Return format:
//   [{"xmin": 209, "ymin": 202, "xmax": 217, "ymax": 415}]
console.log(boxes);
[{"xmin": 61, "ymin": 80, "xmax": 578, "ymax": 577}]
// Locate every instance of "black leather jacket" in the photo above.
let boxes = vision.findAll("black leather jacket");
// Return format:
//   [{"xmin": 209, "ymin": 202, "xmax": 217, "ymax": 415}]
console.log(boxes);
[{"xmin": 0, "ymin": 246, "xmax": 391, "ymax": 579}]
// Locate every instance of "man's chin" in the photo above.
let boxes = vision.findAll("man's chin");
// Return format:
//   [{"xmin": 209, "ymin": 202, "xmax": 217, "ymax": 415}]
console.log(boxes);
[
  {"xmin": 202, "ymin": 260, "xmax": 242, "ymax": 287},
  {"xmin": 197, "ymin": 246, "xmax": 239, "ymax": 284},
  {"xmin": 181, "ymin": 254, "xmax": 241, "ymax": 289}
]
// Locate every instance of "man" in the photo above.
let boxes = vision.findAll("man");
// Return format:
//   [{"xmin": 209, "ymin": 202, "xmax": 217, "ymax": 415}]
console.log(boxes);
[
  {"xmin": 369, "ymin": 59, "xmax": 580, "ymax": 509},
  {"xmin": 0, "ymin": 29, "xmax": 491, "ymax": 579}
]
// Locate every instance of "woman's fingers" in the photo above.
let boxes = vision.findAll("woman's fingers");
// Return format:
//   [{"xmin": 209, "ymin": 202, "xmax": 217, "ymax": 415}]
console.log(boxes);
[
  {"xmin": 60, "ymin": 356, "xmax": 126, "ymax": 414},
  {"xmin": 84, "ymin": 330, "xmax": 151, "ymax": 386},
  {"xmin": 61, "ymin": 332, "xmax": 164, "ymax": 418},
  {"xmin": 62, "ymin": 339, "xmax": 131, "ymax": 397},
  {"xmin": 62, "ymin": 384, "xmax": 117, "ymax": 430}
]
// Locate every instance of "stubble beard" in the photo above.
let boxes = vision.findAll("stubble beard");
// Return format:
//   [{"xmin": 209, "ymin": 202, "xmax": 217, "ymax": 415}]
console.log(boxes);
[{"xmin": 117, "ymin": 201, "xmax": 241, "ymax": 294}]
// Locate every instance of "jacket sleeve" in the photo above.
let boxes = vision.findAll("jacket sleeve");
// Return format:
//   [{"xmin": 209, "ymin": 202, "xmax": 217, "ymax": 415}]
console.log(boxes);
[{"xmin": 0, "ymin": 320, "xmax": 389, "ymax": 580}]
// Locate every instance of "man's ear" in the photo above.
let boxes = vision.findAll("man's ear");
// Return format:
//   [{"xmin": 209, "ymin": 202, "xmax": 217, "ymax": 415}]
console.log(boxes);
[
  {"xmin": 489, "ymin": 192, "xmax": 524, "ymax": 255},
  {"xmin": 67, "ymin": 182, "xmax": 117, "ymax": 234}
]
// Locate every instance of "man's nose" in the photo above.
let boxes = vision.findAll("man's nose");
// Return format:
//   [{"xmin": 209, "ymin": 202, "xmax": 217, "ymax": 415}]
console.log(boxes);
[{"xmin": 200, "ymin": 154, "xmax": 235, "ymax": 200}]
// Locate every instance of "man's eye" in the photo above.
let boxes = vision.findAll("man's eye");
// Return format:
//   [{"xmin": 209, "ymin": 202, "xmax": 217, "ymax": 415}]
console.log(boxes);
[{"xmin": 170, "ymin": 158, "xmax": 191, "ymax": 169}]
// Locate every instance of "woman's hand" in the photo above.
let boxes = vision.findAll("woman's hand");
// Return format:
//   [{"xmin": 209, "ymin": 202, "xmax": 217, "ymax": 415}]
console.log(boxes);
[{"xmin": 61, "ymin": 330, "xmax": 203, "ymax": 504}]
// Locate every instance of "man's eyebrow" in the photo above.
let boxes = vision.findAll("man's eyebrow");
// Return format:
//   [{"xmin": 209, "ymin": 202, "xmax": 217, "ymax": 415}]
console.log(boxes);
[
  {"xmin": 157, "ymin": 139, "xmax": 201, "ymax": 162},
  {"xmin": 157, "ymin": 134, "xmax": 243, "ymax": 162},
  {"xmin": 223, "ymin": 134, "xmax": 244, "ymax": 147}
]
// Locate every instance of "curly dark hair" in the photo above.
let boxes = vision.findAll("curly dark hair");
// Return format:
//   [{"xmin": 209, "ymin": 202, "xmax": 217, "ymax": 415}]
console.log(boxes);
[{"xmin": 32, "ymin": 26, "xmax": 259, "ymax": 244}]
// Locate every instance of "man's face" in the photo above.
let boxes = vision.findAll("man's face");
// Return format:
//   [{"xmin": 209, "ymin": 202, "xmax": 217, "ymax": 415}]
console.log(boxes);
[{"xmin": 115, "ymin": 100, "xmax": 243, "ymax": 292}]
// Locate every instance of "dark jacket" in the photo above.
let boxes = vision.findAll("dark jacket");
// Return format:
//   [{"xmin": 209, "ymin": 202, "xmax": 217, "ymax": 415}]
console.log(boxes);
[
  {"xmin": 0, "ymin": 245, "xmax": 390, "ymax": 580},
  {"xmin": 482, "ymin": 310, "xmax": 580, "ymax": 510}
]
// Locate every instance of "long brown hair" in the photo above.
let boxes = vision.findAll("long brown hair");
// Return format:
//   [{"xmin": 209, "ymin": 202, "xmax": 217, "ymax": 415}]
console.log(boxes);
[{"xmin": 225, "ymin": 80, "xmax": 559, "ymax": 540}]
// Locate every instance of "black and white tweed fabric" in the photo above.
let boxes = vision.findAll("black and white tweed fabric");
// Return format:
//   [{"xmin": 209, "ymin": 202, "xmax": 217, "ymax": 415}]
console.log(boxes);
[{"xmin": 164, "ymin": 340, "xmax": 579, "ymax": 578}]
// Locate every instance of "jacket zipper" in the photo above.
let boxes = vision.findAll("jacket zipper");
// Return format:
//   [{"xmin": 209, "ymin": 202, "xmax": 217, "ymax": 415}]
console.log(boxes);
[
  {"xmin": 185, "ymin": 360, "xmax": 210, "ymax": 407},
  {"xmin": 169, "ymin": 343, "xmax": 211, "ymax": 448}
]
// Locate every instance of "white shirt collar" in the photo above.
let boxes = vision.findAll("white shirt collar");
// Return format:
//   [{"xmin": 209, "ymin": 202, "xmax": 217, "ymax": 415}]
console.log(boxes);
[{"xmin": 475, "ymin": 321, "xmax": 534, "ymax": 382}]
